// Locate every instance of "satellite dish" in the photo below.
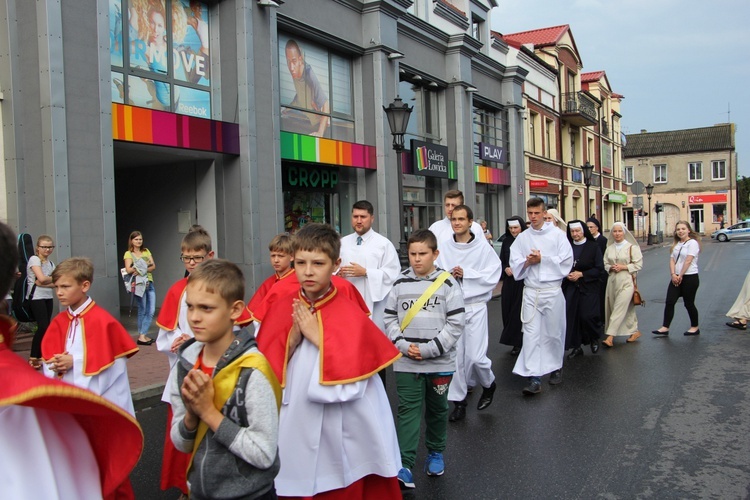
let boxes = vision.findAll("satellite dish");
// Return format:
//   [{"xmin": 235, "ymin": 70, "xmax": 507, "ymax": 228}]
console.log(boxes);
[{"xmin": 630, "ymin": 181, "xmax": 644, "ymax": 195}]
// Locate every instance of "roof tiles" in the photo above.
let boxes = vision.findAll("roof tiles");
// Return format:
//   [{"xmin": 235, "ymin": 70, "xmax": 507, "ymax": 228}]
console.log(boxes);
[{"xmin": 624, "ymin": 124, "xmax": 734, "ymax": 157}]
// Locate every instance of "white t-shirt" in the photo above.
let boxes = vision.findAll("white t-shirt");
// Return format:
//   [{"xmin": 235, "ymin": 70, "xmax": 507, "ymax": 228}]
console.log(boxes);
[
  {"xmin": 672, "ymin": 239, "xmax": 699, "ymax": 275},
  {"xmin": 26, "ymin": 256, "xmax": 55, "ymax": 300}
]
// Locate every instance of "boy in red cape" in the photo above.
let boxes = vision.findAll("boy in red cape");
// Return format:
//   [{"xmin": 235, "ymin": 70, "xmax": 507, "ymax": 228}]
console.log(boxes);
[
  {"xmin": 246, "ymin": 233, "xmax": 296, "ymax": 318},
  {"xmin": 0, "ymin": 222, "xmax": 142, "ymax": 499},
  {"xmin": 257, "ymin": 223, "xmax": 402, "ymax": 499}
]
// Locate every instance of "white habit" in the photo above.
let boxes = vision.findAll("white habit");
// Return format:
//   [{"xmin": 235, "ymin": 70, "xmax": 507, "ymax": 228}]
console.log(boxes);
[
  {"xmin": 509, "ymin": 222, "xmax": 573, "ymax": 377},
  {"xmin": 339, "ymin": 229, "xmax": 401, "ymax": 330},
  {"xmin": 275, "ymin": 340, "xmax": 401, "ymax": 497},
  {"xmin": 437, "ymin": 232, "xmax": 502, "ymax": 401},
  {"xmin": 44, "ymin": 298, "xmax": 135, "ymax": 416}
]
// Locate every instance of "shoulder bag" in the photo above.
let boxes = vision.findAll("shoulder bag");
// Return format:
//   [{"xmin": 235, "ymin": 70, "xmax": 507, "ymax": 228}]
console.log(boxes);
[{"xmin": 629, "ymin": 246, "xmax": 645, "ymax": 307}]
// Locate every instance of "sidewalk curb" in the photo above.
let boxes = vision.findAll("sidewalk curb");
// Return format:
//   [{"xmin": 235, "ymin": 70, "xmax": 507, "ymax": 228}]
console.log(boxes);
[{"xmin": 133, "ymin": 382, "xmax": 166, "ymax": 412}]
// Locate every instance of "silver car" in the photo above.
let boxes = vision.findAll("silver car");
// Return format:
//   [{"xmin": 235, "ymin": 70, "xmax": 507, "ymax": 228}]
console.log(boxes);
[{"xmin": 712, "ymin": 221, "xmax": 750, "ymax": 242}]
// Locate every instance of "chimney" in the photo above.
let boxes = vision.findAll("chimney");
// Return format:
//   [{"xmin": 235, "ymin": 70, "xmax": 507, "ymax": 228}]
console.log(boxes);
[{"xmin": 640, "ymin": 129, "xmax": 647, "ymax": 134}]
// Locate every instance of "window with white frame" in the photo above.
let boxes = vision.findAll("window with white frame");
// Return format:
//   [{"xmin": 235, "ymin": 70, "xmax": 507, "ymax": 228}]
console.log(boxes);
[
  {"xmin": 528, "ymin": 112, "xmax": 537, "ymax": 154},
  {"xmin": 711, "ymin": 160, "xmax": 726, "ymax": 180},
  {"xmin": 654, "ymin": 164, "xmax": 667, "ymax": 183},
  {"xmin": 688, "ymin": 162, "xmax": 703, "ymax": 182},
  {"xmin": 623, "ymin": 166, "xmax": 634, "ymax": 185}
]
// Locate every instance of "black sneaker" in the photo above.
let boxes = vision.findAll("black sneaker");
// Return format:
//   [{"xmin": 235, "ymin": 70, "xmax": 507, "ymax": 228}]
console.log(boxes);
[
  {"xmin": 522, "ymin": 377, "xmax": 541, "ymax": 395},
  {"xmin": 549, "ymin": 369, "xmax": 563, "ymax": 385}
]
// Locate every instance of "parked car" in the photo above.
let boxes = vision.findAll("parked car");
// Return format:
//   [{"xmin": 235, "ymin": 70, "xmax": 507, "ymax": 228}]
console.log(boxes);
[
  {"xmin": 712, "ymin": 220, "xmax": 750, "ymax": 242},
  {"xmin": 492, "ymin": 233, "xmax": 506, "ymax": 258}
]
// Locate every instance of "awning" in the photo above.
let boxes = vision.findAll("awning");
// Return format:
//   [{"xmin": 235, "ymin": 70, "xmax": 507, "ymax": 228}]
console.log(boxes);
[{"xmin": 607, "ymin": 192, "xmax": 627, "ymax": 204}]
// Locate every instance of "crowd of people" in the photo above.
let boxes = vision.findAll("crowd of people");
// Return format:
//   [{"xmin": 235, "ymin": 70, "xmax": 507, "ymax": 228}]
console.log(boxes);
[{"xmin": 2, "ymin": 190, "xmax": 749, "ymax": 499}]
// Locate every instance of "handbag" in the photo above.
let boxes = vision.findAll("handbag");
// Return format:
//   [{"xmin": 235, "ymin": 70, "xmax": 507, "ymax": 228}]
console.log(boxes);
[{"xmin": 628, "ymin": 246, "xmax": 645, "ymax": 306}]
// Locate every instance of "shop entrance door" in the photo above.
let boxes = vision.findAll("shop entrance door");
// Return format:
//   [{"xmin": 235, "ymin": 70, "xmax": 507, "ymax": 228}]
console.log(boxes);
[{"xmin": 689, "ymin": 205, "xmax": 704, "ymax": 234}]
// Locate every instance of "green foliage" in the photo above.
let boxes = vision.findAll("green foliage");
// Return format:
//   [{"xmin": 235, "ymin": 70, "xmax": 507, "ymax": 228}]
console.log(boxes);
[{"xmin": 740, "ymin": 176, "xmax": 750, "ymax": 220}]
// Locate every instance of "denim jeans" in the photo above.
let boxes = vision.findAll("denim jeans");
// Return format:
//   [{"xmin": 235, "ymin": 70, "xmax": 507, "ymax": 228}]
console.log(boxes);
[{"xmin": 138, "ymin": 281, "xmax": 156, "ymax": 335}]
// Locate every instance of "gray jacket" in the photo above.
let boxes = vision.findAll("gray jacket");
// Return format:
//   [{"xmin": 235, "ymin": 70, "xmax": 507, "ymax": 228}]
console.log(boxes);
[
  {"xmin": 384, "ymin": 268, "xmax": 465, "ymax": 373},
  {"xmin": 170, "ymin": 329, "xmax": 279, "ymax": 499}
]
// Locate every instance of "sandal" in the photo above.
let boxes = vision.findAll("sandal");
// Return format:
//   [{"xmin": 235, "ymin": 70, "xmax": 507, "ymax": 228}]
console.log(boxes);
[
  {"xmin": 627, "ymin": 331, "xmax": 642, "ymax": 343},
  {"xmin": 602, "ymin": 336, "xmax": 614, "ymax": 347},
  {"xmin": 28, "ymin": 357, "xmax": 42, "ymax": 370},
  {"xmin": 726, "ymin": 321, "xmax": 747, "ymax": 330}
]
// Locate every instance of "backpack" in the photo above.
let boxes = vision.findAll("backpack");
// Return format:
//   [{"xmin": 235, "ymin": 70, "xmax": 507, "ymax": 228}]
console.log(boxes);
[{"xmin": 11, "ymin": 233, "xmax": 36, "ymax": 323}]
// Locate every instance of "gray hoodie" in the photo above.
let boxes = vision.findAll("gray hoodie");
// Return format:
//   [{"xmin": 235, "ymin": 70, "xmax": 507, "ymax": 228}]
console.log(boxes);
[{"xmin": 170, "ymin": 329, "xmax": 279, "ymax": 500}]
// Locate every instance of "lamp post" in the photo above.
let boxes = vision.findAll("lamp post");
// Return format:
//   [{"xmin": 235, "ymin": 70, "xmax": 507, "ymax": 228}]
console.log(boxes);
[
  {"xmin": 645, "ymin": 183, "xmax": 654, "ymax": 245},
  {"xmin": 581, "ymin": 161, "xmax": 594, "ymax": 220},
  {"xmin": 383, "ymin": 96, "xmax": 413, "ymax": 266}
]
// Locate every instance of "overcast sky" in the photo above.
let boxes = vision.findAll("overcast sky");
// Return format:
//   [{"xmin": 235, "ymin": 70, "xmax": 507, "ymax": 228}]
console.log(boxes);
[{"xmin": 491, "ymin": 0, "xmax": 749, "ymax": 176}]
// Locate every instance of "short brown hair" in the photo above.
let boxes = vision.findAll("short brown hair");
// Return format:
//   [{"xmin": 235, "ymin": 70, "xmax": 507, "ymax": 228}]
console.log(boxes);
[
  {"xmin": 293, "ymin": 223, "xmax": 340, "ymax": 263},
  {"xmin": 52, "ymin": 257, "xmax": 94, "ymax": 284},
  {"xmin": 526, "ymin": 197, "xmax": 545, "ymax": 209},
  {"xmin": 408, "ymin": 229, "xmax": 438, "ymax": 252},
  {"xmin": 444, "ymin": 190, "xmax": 464, "ymax": 204},
  {"xmin": 268, "ymin": 233, "xmax": 294, "ymax": 255},
  {"xmin": 187, "ymin": 258, "xmax": 245, "ymax": 304},
  {"xmin": 181, "ymin": 225, "xmax": 212, "ymax": 253}
]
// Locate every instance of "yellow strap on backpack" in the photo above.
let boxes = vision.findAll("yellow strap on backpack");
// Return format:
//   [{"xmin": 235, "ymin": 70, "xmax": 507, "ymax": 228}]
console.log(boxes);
[
  {"xmin": 400, "ymin": 271, "xmax": 451, "ymax": 332},
  {"xmin": 188, "ymin": 352, "xmax": 281, "ymax": 475}
]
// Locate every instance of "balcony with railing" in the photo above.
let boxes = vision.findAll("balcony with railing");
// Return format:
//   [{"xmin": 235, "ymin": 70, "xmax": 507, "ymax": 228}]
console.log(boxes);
[{"xmin": 561, "ymin": 92, "xmax": 597, "ymax": 126}]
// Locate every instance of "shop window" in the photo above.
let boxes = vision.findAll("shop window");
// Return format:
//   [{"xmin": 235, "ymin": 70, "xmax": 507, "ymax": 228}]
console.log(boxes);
[
  {"xmin": 279, "ymin": 35, "xmax": 354, "ymax": 142},
  {"xmin": 688, "ymin": 162, "xmax": 703, "ymax": 182},
  {"xmin": 713, "ymin": 204, "xmax": 726, "ymax": 224},
  {"xmin": 109, "ymin": 0, "xmax": 212, "ymax": 118},
  {"xmin": 472, "ymin": 107, "xmax": 509, "ymax": 167},
  {"xmin": 711, "ymin": 160, "xmax": 726, "ymax": 180},
  {"xmin": 399, "ymin": 78, "xmax": 440, "ymax": 144}
]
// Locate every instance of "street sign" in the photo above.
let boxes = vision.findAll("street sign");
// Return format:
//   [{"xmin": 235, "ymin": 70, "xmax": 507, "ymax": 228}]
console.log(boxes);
[
  {"xmin": 633, "ymin": 196, "xmax": 643, "ymax": 209},
  {"xmin": 630, "ymin": 181, "xmax": 645, "ymax": 195}
]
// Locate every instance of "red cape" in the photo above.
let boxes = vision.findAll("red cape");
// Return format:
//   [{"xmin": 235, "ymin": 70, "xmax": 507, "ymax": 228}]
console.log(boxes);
[
  {"xmin": 247, "ymin": 268, "xmax": 295, "ymax": 316},
  {"xmin": 256, "ymin": 286, "xmax": 400, "ymax": 387},
  {"xmin": 0, "ymin": 316, "xmax": 143, "ymax": 497},
  {"xmin": 41, "ymin": 301, "xmax": 139, "ymax": 376},
  {"xmin": 157, "ymin": 277, "xmax": 253, "ymax": 330},
  {"xmin": 249, "ymin": 274, "xmax": 369, "ymax": 323}
]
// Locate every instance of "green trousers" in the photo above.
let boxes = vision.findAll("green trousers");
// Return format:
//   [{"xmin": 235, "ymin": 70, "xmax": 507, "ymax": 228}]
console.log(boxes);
[{"xmin": 395, "ymin": 372, "xmax": 453, "ymax": 469}]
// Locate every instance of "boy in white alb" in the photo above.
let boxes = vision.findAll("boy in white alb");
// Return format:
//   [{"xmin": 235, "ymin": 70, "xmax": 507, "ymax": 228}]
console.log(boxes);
[
  {"xmin": 509, "ymin": 198, "xmax": 573, "ymax": 395},
  {"xmin": 436, "ymin": 205, "xmax": 502, "ymax": 421}
]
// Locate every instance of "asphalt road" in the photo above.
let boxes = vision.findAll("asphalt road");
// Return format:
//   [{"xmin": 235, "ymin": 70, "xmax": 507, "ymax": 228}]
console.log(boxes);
[{"xmin": 132, "ymin": 239, "xmax": 750, "ymax": 499}]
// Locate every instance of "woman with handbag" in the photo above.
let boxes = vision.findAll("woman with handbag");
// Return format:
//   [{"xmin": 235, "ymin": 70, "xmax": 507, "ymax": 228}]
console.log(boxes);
[
  {"xmin": 123, "ymin": 231, "xmax": 156, "ymax": 345},
  {"xmin": 653, "ymin": 220, "xmax": 701, "ymax": 336},
  {"xmin": 602, "ymin": 222, "xmax": 643, "ymax": 347},
  {"xmin": 27, "ymin": 235, "xmax": 56, "ymax": 369}
]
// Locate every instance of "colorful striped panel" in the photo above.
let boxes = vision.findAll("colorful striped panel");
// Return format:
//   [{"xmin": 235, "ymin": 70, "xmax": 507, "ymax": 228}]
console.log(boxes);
[
  {"xmin": 280, "ymin": 131, "xmax": 376, "ymax": 169},
  {"xmin": 111, "ymin": 103, "xmax": 239, "ymax": 154},
  {"xmin": 475, "ymin": 165, "xmax": 511, "ymax": 185}
]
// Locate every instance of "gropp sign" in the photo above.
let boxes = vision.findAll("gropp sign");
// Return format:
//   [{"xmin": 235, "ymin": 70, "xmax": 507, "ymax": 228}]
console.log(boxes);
[
  {"xmin": 283, "ymin": 165, "xmax": 339, "ymax": 193},
  {"xmin": 411, "ymin": 140, "xmax": 449, "ymax": 178},
  {"xmin": 478, "ymin": 142, "xmax": 506, "ymax": 164}
]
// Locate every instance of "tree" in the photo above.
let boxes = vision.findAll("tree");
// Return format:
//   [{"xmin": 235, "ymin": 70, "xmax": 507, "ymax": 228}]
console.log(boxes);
[{"xmin": 739, "ymin": 176, "xmax": 750, "ymax": 220}]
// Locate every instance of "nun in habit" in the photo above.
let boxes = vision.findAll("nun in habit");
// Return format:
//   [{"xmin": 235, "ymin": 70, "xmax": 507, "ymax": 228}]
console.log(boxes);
[
  {"xmin": 499, "ymin": 216, "xmax": 526, "ymax": 355},
  {"xmin": 587, "ymin": 216, "xmax": 608, "ymax": 331},
  {"xmin": 563, "ymin": 220, "xmax": 604, "ymax": 358},
  {"xmin": 603, "ymin": 222, "xmax": 643, "ymax": 347}
]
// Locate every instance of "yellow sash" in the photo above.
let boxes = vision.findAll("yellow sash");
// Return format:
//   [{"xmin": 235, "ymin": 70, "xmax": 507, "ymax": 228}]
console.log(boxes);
[
  {"xmin": 400, "ymin": 271, "xmax": 451, "ymax": 332},
  {"xmin": 188, "ymin": 352, "xmax": 282, "ymax": 473}
]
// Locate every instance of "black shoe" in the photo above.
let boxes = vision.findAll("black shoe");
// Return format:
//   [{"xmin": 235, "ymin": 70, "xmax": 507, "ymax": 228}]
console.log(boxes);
[
  {"xmin": 448, "ymin": 402, "xmax": 467, "ymax": 421},
  {"xmin": 522, "ymin": 378, "xmax": 541, "ymax": 395},
  {"xmin": 477, "ymin": 382, "xmax": 496, "ymax": 410},
  {"xmin": 590, "ymin": 339, "xmax": 600, "ymax": 353},
  {"xmin": 652, "ymin": 329, "xmax": 669, "ymax": 335},
  {"xmin": 726, "ymin": 321, "xmax": 747, "ymax": 330},
  {"xmin": 549, "ymin": 369, "xmax": 563, "ymax": 385},
  {"xmin": 567, "ymin": 347, "xmax": 583, "ymax": 360},
  {"xmin": 137, "ymin": 338, "xmax": 155, "ymax": 345},
  {"xmin": 684, "ymin": 329, "xmax": 700, "ymax": 336},
  {"xmin": 510, "ymin": 346, "xmax": 521, "ymax": 356}
]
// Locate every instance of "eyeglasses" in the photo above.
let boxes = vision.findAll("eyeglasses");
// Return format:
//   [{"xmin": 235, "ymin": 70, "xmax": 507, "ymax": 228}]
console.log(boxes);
[
  {"xmin": 180, "ymin": 254, "xmax": 206, "ymax": 263},
  {"xmin": 39, "ymin": 246, "xmax": 55, "ymax": 250}
]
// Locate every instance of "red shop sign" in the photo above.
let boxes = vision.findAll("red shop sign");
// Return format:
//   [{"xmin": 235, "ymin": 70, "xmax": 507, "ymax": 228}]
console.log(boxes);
[
  {"xmin": 688, "ymin": 193, "xmax": 727, "ymax": 204},
  {"xmin": 529, "ymin": 180, "xmax": 549, "ymax": 188}
]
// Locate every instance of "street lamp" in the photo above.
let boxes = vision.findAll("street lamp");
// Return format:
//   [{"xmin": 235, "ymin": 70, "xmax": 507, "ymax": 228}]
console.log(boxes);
[
  {"xmin": 383, "ymin": 96, "xmax": 413, "ymax": 266},
  {"xmin": 645, "ymin": 183, "xmax": 654, "ymax": 245},
  {"xmin": 581, "ymin": 161, "xmax": 594, "ymax": 220}
]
